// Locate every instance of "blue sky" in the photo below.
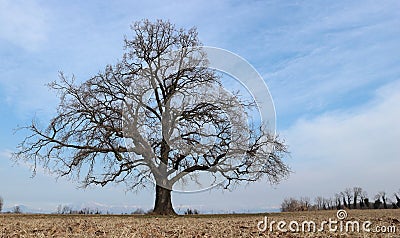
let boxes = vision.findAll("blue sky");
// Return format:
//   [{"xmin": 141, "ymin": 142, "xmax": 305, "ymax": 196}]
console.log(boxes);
[{"xmin": 0, "ymin": 0, "xmax": 399, "ymax": 213}]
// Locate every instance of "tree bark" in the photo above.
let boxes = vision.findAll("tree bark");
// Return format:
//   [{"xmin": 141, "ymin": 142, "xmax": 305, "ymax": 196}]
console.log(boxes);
[{"xmin": 153, "ymin": 185, "xmax": 176, "ymax": 215}]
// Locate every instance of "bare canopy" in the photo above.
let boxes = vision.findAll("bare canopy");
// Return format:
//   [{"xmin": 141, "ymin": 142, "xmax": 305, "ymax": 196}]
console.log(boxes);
[{"xmin": 14, "ymin": 19, "xmax": 290, "ymax": 215}]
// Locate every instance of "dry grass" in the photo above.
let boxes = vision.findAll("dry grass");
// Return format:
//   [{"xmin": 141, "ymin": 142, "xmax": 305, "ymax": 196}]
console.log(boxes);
[{"xmin": 0, "ymin": 209, "xmax": 399, "ymax": 237}]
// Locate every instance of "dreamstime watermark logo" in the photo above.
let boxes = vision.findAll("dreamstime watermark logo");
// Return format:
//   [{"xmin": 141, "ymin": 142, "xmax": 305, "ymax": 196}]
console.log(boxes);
[
  {"xmin": 257, "ymin": 210, "xmax": 397, "ymax": 235},
  {"xmin": 122, "ymin": 46, "xmax": 276, "ymax": 192}
]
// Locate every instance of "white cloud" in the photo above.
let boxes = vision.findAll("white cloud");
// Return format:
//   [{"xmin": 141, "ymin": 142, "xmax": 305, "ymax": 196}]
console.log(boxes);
[
  {"xmin": 0, "ymin": 0, "xmax": 48, "ymax": 50},
  {"xmin": 261, "ymin": 0, "xmax": 400, "ymax": 118},
  {"xmin": 0, "ymin": 149, "xmax": 12, "ymax": 159},
  {"xmin": 283, "ymin": 80, "xmax": 400, "ymax": 196}
]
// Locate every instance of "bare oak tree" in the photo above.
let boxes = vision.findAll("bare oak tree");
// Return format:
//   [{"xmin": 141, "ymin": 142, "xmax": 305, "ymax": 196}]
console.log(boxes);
[
  {"xmin": 299, "ymin": 197, "xmax": 311, "ymax": 211},
  {"xmin": 353, "ymin": 187, "xmax": 362, "ymax": 209},
  {"xmin": 281, "ymin": 197, "xmax": 300, "ymax": 212},
  {"xmin": 0, "ymin": 196, "xmax": 3, "ymax": 213},
  {"xmin": 360, "ymin": 190, "xmax": 368, "ymax": 209},
  {"xmin": 376, "ymin": 191, "xmax": 388, "ymax": 209},
  {"xmin": 12, "ymin": 205, "xmax": 21, "ymax": 214},
  {"xmin": 394, "ymin": 193, "xmax": 400, "ymax": 208},
  {"xmin": 343, "ymin": 188, "xmax": 353, "ymax": 209},
  {"xmin": 314, "ymin": 196, "xmax": 324, "ymax": 210},
  {"xmin": 13, "ymin": 20, "xmax": 290, "ymax": 215},
  {"xmin": 334, "ymin": 193, "xmax": 342, "ymax": 209}
]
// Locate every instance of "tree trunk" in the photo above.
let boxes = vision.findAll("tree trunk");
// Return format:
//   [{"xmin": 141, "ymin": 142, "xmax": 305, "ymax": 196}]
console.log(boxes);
[{"xmin": 153, "ymin": 185, "xmax": 176, "ymax": 215}]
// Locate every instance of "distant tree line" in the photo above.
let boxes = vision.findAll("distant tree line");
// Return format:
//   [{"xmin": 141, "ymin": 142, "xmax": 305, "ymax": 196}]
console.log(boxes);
[
  {"xmin": 1, "ymin": 205, "xmax": 23, "ymax": 214},
  {"xmin": 0, "ymin": 197, "xmax": 23, "ymax": 214},
  {"xmin": 281, "ymin": 187, "xmax": 400, "ymax": 212},
  {"xmin": 184, "ymin": 208, "xmax": 199, "ymax": 215},
  {"xmin": 56, "ymin": 205, "xmax": 102, "ymax": 215},
  {"xmin": 1, "ymin": 199, "xmax": 201, "ymax": 215},
  {"xmin": 56, "ymin": 205, "xmax": 156, "ymax": 215},
  {"xmin": 131, "ymin": 208, "xmax": 155, "ymax": 215}
]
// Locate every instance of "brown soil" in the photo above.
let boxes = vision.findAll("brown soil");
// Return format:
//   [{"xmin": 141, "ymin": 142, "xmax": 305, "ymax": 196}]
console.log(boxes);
[{"xmin": 0, "ymin": 209, "xmax": 399, "ymax": 237}]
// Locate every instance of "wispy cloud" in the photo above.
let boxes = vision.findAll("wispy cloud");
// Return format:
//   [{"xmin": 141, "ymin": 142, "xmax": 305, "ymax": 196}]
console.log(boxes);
[
  {"xmin": 0, "ymin": 149, "xmax": 12, "ymax": 159},
  {"xmin": 0, "ymin": 0, "xmax": 49, "ymax": 51},
  {"xmin": 282, "ymin": 80, "xmax": 400, "ymax": 196},
  {"xmin": 257, "ymin": 0, "xmax": 400, "ymax": 124}
]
